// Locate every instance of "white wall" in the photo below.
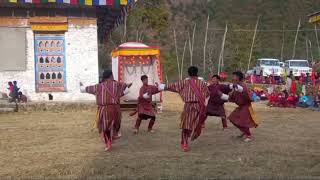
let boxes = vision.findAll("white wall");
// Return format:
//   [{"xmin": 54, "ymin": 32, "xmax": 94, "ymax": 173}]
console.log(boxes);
[{"xmin": 0, "ymin": 23, "xmax": 99, "ymax": 102}]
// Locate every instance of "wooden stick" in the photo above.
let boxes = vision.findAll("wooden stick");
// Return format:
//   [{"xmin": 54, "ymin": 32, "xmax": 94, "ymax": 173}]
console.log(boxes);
[
  {"xmin": 203, "ymin": 14, "xmax": 210, "ymax": 75},
  {"xmin": 315, "ymin": 24, "xmax": 320, "ymax": 59},
  {"xmin": 136, "ymin": 29, "xmax": 139, "ymax": 42},
  {"xmin": 181, "ymin": 39, "xmax": 188, "ymax": 80},
  {"xmin": 122, "ymin": 15, "xmax": 127, "ymax": 43},
  {"xmin": 247, "ymin": 15, "xmax": 260, "ymax": 71},
  {"xmin": 309, "ymin": 40, "xmax": 314, "ymax": 64},
  {"xmin": 306, "ymin": 38, "xmax": 309, "ymax": 61},
  {"xmin": 281, "ymin": 23, "xmax": 285, "ymax": 61},
  {"xmin": 188, "ymin": 23, "xmax": 196, "ymax": 66},
  {"xmin": 292, "ymin": 19, "xmax": 301, "ymax": 59},
  {"xmin": 188, "ymin": 31, "xmax": 192, "ymax": 65},
  {"xmin": 218, "ymin": 23, "xmax": 228, "ymax": 74},
  {"xmin": 208, "ymin": 30, "xmax": 216, "ymax": 72},
  {"xmin": 173, "ymin": 29, "xmax": 181, "ymax": 79}
]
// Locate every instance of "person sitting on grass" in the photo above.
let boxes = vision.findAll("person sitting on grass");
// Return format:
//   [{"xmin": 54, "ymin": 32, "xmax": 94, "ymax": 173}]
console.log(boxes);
[{"xmin": 286, "ymin": 93, "xmax": 298, "ymax": 108}]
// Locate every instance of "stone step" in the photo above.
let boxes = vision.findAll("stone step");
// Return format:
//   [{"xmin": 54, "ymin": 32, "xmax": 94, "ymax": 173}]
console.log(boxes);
[
  {"xmin": 0, "ymin": 99, "xmax": 17, "ymax": 108},
  {"xmin": 0, "ymin": 107, "xmax": 15, "ymax": 113}
]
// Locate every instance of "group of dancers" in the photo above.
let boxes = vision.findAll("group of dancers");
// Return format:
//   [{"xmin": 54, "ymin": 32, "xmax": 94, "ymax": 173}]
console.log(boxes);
[{"xmin": 80, "ymin": 66, "xmax": 259, "ymax": 152}]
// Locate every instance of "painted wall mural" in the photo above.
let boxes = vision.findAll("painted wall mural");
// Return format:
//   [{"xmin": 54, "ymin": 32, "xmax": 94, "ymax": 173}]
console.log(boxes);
[{"xmin": 34, "ymin": 34, "xmax": 66, "ymax": 92}]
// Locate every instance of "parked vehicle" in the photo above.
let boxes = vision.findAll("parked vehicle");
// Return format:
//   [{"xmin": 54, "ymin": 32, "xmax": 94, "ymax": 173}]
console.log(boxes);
[
  {"xmin": 279, "ymin": 62, "xmax": 285, "ymax": 68},
  {"xmin": 252, "ymin": 58, "xmax": 284, "ymax": 77},
  {"xmin": 284, "ymin": 59, "xmax": 312, "ymax": 77}
]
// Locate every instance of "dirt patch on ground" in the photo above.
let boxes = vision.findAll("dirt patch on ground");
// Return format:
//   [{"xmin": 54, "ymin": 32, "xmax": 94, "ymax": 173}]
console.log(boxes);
[{"xmin": 0, "ymin": 92, "xmax": 319, "ymax": 179}]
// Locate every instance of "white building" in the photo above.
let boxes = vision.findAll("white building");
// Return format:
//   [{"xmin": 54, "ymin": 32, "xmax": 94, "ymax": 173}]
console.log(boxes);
[{"xmin": 0, "ymin": 2, "xmax": 132, "ymax": 102}]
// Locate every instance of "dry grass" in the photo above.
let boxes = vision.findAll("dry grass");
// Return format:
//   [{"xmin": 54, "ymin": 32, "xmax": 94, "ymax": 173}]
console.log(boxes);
[{"xmin": 0, "ymin": 92, "xmax": 320, "ymax": 179}]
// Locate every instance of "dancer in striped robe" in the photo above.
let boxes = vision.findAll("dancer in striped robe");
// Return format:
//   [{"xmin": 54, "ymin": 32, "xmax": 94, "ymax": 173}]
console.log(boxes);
[
  {"xmin": 162, "ymin": 66, "xmax": 209, "ymax": 152},
  {"xmin": 132, "ymin": 75, "xmax": 161, "ymax": 134},
  {"xmin": 81, "ymin": 70, "xmax": 131, "ymax": 151}
]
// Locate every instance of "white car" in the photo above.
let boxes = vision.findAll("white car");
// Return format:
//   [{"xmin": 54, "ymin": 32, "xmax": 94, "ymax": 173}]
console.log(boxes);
[
  {"xmin": 284, "ymin": 60, "xmax": 312, "ymax": 77},
  {"xmin": 252, "ymin": 58, "xmax": 284, "ymax": 77}
]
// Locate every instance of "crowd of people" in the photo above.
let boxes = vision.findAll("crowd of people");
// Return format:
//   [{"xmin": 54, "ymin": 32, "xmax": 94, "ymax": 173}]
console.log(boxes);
[
  {"xmin": 247, "ymin": 73, "xmax": 320, "ymax": 109},
  {"xmin": 6, "ymin": 81, "xmax": 27, "ymax": 103},
  {"xmin": 80, "ymin": 67, "xmax": 259, "ymax": 152}
]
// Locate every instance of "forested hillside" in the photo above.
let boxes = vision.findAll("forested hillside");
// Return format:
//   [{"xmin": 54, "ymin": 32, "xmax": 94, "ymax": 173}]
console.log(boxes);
[{"xmin": 101, "ymin": 0, "xmax": 320, "ymax": 80}]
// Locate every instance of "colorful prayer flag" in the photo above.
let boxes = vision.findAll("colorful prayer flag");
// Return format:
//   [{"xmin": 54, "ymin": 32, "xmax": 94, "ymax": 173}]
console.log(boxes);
[
  {"xmin": 93, "ymin": 0, "xmax": 99, "ymax": 5},
  {"xmin": 9, "ymin": 0, "xmax": 18, "ymax": 3},
  {"xmin": 99, "ymin": 0, "xmax": 106, "ymax": 5},
  {"xmin": 85, "ymin": 0, "xmax": 92, "ymax": 5},
  {"xmin": 63, "ymin": 0, "xmax": 70, "ymax": 3},
  {"xmin": 70, "ymin": 0, "xmax": 77, "ymax": 5},
  {"xmin": 79, "ymin": 0, "xmax": 85, "ymax": 5},
  {"xmin": 41, "ymin": 0, "xmax": 48, "ymax": 3},
  {"xmin": 120, "ymin": 0, "xmax": 127, "ymax": 5},
  {"xmin": 115, "ymin": 0, "xmax": 120, "ymax": 7},
  {"xmin": 48, "ymin": 0, "xmax": 56, "ymax": 2},
  {"xmin": 106, "ymin": 0, "xmax": 113, "ymax": 5}
]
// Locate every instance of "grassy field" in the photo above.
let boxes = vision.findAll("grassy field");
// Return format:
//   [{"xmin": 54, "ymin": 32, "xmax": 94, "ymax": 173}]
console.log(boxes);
[{"xmin": 0, "ymin": 92, "xmax": 320, "ymax": 179}]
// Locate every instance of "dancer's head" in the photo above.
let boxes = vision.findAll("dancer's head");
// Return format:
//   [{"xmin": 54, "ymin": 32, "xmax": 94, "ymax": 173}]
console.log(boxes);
[
  {"xmin": 141, "ymin": 75, "xmax": 148, "ymax": 85},
  {"xmin": 102, "ymin": 70, "xmax": 113, "ymax": 80},
  {"xmin": 211, "ymin": 74, "xmax": 221, "ymax": 84},
  {"xmin": 188, "ymin": 66, "xmax": 198, "ymax": 77},
  {"xmin": 232, "ymin": 71, "xmax": 244, "ymax": 83}
]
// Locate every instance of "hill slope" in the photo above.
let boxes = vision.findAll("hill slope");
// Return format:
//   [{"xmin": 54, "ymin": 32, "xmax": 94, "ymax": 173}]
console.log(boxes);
[{"xmin": 103, "ymin": 0, "xmax": 320, "ymax": 79}]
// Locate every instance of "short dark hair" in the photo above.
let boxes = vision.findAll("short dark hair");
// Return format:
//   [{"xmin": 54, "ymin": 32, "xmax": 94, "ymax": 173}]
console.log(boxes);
[
  {"xmin": 188, "ymin": 66, "xmax": 198, "ymax": 77},
  {"xmin": 211, "ymin": 74, "xmax": 221, "ymax": 80},
  {"xmin": 232, "ymin": 71, "xmax": 244, "ymax": 81},
  {"xmin": 13, "ymin": 81, "xmax": 17, "ymax": 84},
  {"xmin": 141, "ymin": 75, "xmax": 148, "ymax": 81},
  {"xmin": 102, "ymin": 70, "xmax": 113, "ymax": 79}
]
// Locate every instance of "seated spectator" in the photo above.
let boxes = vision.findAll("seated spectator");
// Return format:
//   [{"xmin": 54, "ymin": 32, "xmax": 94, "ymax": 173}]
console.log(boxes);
[
  {"xmin": 18, "ymin": 92, "xmax": 28, "ymax": 103},
  {"xmin": 7, "ymin": 81, "xmax": 14, "ymax": 97},
  {"xmin": 252, "ymin": 91, "xmax": 260, "ymax": 102},
  {"xmin": 286, "ymin": 93, "xmax": 298, "ymax": 108},
  {"xmin": 268, "ymin": 92, "xmax": 278, "ymax": 107}
]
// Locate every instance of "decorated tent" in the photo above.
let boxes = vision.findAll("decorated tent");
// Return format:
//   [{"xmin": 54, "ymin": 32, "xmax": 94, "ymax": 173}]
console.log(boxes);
[
  {"xmin": 112, "ymin": 42, "xmax": 163, "ymax": 105},
  {"xmin": 308, "ymin": 11, "xmax": 320, "ymax": 24}
]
